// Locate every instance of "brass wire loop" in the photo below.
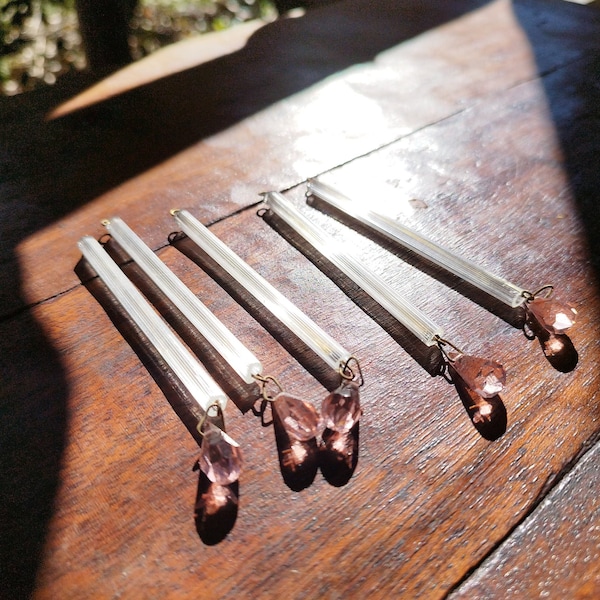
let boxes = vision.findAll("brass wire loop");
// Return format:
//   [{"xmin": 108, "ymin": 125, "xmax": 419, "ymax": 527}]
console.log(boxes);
[
  {"xmin": 339, "ymin": 356, "xmax": 364, "ymax": 386},
  {"xmin": 434, "ymin": 335, "xmax": 463, "ymax": 363},
  {"xmin": 522, "ymin": 284, "xmax": 554, "ymax": 303},
  {"xmin": 196, "ymin": 401, "xmax": 223, "ymax": 436},
  {"xmin": 253, "ymin": 373, "xmax": 283, "ymax": 402}
]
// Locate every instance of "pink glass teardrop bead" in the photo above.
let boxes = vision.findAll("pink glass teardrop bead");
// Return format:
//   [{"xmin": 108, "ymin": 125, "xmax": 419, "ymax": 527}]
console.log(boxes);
[
  {"xmin": 198, "ymin": 423, "xmax": 242, "ymax": 485},
  {"xmin": 451, "ymin": 354, "xmax": 506, "ymax": 399},
  {"xmin": 272, "ymin": 392, "xmax": 321, "ymax": 441},
  {"xmin": 527, "ymin": 297, "xmax": 577, "ymax": 334},
  {"xmin": 321, "ymin": 381, "xmax": 362, "ymax": 432}
]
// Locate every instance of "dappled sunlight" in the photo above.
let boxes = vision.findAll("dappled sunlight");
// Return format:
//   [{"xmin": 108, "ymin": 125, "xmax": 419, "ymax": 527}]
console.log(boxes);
[
  {"xmin": 3, "ymin": 1, "xmax": 600, "ymax": 598},
  {"xmin": 289, "ymin": 78, "xmax": 389, "ymax": 175}
]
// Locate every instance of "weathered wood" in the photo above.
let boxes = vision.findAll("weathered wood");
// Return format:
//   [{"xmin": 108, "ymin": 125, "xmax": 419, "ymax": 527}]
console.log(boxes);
[
  {"xmin": 7, "ymin": 203, "xmax": 599, "ymax": 599},
  {"xmin": 449, "ymin": 440, "xmax": 600, "ymax": 599},
  {"xmin": 1, "ymin": 0, "xmax": 600, "ymax": 599}
]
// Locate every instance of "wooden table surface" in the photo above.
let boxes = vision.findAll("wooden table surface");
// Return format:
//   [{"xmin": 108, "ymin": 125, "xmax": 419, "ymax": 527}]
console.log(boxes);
[{"xmin": 2, "ymin": 0, "xmax": 599, "ymax": 598}]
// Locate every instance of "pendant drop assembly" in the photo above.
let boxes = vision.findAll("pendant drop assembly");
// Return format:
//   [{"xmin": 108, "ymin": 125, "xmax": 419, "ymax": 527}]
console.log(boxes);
[
  {"xmin": 251, "ymin": 373, "xmax": 323, "ymax": 480},
  {"xmin": 260, "ymin": 191, "xmax": 506, "ymax": 414},
  {"xmin": 100, "ymin": 217, "xmax": 319, "ymax": 478},
  {"xmin": 100, "ymin": 214, "xmax": 363, "ymax": 485},
  {"xmin": 102, "ymin": 217, "xmax": 262, "ymax": 384},
  {"xmin": 78, "ymin": 235, "xmax": 228, "ymax": 412},
  {"xmin": 197, "ymin": 405, "xmax": 243, "ymax": 486},
  {"xmin": 169, "ymin": 208, "xmax": 364, "ymax": 436},
  {"xmin": 321, "ymin": 358, "xmax": 363, "ymax": 433},
  {"xmin": 522, "ymin": 285, "xmax": 577, "ymax": 340},
  {"xmin": 448, "ymin": 354, "xmax": 505, "ymax": 399},
  {"xmin": 271, "ymin": 392, "xmax": 323, "ymax": 441},
  {"xmin": 436, "ymin": 337, "xmax": 506, "ymax": 424},
  {"xmin": 78, "ymin": 234, "xmax": 242, "ymax": 485}
]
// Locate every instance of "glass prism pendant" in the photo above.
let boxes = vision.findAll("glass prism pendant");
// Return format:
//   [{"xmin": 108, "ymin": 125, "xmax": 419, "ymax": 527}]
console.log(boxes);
[
  {"xmin": 198, "ymin": 422, "xmax": 243, "ymax": 485},
  {"xmin": 321, "ymin": 381, "xmax": 362, "ymax": 432},
  {"xmin": 449, "ymin": 353, "xmax": 506, "ymax": 399},
  {"xmin": 302, "ymin": 180, "xmax": 580, "ymax": 368},
  {"xmin": 272, "ymin": 392, "xmax": 322, "ymax": 441},
  {"xmin": 526, "ymin": 296, "xmax": 577, "ymax": 334}
]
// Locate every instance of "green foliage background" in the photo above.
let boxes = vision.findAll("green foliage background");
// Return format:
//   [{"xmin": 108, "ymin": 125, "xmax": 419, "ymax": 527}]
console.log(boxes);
[{"xmin": 0, "ymin": 0, "xmax": 275, "ymax": 95}]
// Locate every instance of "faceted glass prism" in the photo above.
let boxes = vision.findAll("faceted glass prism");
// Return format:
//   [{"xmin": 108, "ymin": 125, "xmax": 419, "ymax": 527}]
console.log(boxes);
[
  {"xmin": 527, "ymin": 297, "xmax": 577, "ymax": 334},
  {"xmin": 321, "ymin": 381, "xmax": 362, "ymax": 432},
  {"xmin": 272, "ymin": 392, "xmax": 321, "ymax": 441},
  {"xmin": 451, "ymin": 354, "xmax": 506, "ymax": 399},
  {"xmin": 198, "ymin": 422, "xmax": 242, "ymax": 485}
]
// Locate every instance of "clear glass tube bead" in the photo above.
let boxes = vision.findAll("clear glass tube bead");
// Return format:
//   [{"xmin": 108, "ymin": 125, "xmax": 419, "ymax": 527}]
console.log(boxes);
[
  {"xmin": 262, "ymin": 191, "xmax": 443, "ymax": 347},
  {"xmin": 78, "ymin": 235, "xmax": 228, "ymax": 412},
  {"xmin": 171, "ymin": 209, "xmax": 352, "ymax": 372},
  {"xmin": 306, "ymin": 179, "xmax": 526, "ymax": 309},
  {"xmin": 103, "ymin": 217, "xmax": 262, "ymax": 384}
]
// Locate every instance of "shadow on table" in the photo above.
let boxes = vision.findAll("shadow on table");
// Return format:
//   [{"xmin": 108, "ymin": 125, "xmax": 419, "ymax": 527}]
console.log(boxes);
[
  {"xmin": 78, "ymin": 234, "xmax": 360, "ymax": 497},
  {"xmin": 513, "ymin": 0, "xmax": 600, "ymax": 288},
  {"xmin": 171, "ymin": 231, "xmax": 360, "ymax": 488},
  {"xmin": 307, "ymin": 186, "xmax": 580, "ymax": 375},
  {"xmin": 75, "ymin": 247, "xmax": 246, "ymax": 544},
  {"xmin": 0, "ymin": 313, "xmax": 68, "ymax": 599},
  {"xmin": 193, "ymin": 469, "xmax": 240, "ymax": 545},
  {"xmin": 169, "ymin": 232, "xmax": 342, "ymax": 391},
  {"xmin": 270, "ymin": 399, "xmax": 360, "ymax": 490},
  {"xmin": 512, "ymin": 0, "xmax": 598, "ymax": 377}
]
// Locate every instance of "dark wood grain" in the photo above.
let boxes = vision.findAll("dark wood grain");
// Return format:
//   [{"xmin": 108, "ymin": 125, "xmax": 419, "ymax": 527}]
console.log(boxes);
[{"xmin": 1, "ymin": 0, "xmax": 599, "ymax": 598}]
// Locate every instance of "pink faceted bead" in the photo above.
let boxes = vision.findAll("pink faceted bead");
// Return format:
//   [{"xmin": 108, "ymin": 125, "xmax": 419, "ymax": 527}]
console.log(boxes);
[
  {"xmin": 272, "ymin": 392, "xmax": 321, "ymax": 441},
  {"xmin": 451, "ymin": 354, "xmax": 506, "ymax": 399},
  {"xmin": 321, "ymin": 381, "xmax": 362, "ymax": 432},
  {"xmin": 198, "ymin": 423, "xmax": 242, "ymax": 485},
  {"xmin": 527, "ymin": 297, "xmax": 577, "ymax": 334}
]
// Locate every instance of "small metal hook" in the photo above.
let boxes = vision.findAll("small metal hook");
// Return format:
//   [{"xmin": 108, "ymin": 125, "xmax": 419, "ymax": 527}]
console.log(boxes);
[
  {"xmin": 196, "ymin": 402, "xmax": 222, "ymax": 436},
  {"xmin": 339, "ymin": 356, "xmax": 364, "ymax": 386},
  {"xmin": 522, "ymin": 285, "xmax": 554, "ymax": 303},
  {"xmin": 253, "ymin": 373, "xmax": 283, "ymax": 402},
  {"xmin": 167, "ymin": 230, "xmax": 186, "ymax": 244},
  {"xmin": 434, "ymin": 335, "xmax": 463, "ymax": 363}
]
